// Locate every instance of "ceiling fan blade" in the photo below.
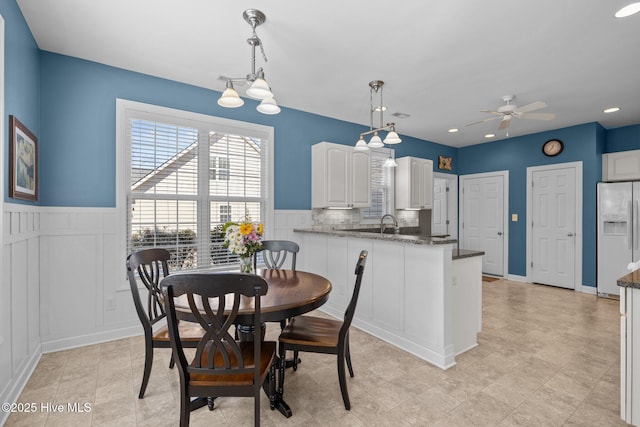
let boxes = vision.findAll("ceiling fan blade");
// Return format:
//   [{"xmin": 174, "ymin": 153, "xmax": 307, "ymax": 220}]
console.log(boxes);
[
  {"xmin": 515, "ymin": 101, "xmax": 547, "ymax": 113},
  {"xmin": 465, "ymin": 116, "xmax": 499, "ymax": 126},
  {"xmin": 520, "ymin": 112, "xmax": 555, "ymax": 120},
  {"xmin": 480, "ymin": 110, "xmax": 502, "ymax": 116},
  {"xmin": 499, "ymin": 118, "xmax": 511, "ymax": 130}
]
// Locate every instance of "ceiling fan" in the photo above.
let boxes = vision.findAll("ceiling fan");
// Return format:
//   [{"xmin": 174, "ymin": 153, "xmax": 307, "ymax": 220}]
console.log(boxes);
[{"xmin": 465, "ymin": 95, "xmax": 555, "ymax": 130}]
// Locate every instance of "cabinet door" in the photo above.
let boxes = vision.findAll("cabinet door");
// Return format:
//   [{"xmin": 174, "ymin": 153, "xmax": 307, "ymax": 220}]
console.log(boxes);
[
  {"xmin": 604, "ymin": 151, "xmax": 640, "ymax": 182},
  {"xmin": 351, "ymin": 150, "xmax": 371, "ymax": 207},
  {"xmin": 409, "ymin": 157, "xmax": 423, "ymax": 208},
  {"xmin": 420, "ymin": 159, "xmax": 433, "ymax": 209},
  {"xmin": 326, "ymin": 145, "xmax": 349, "ymax": 207}
]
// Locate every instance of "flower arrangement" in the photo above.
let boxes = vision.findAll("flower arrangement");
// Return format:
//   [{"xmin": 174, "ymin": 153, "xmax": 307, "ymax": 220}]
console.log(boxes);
[{"xmin": 223, "ymin": 219, "xmax": 263, "ymax": 272}]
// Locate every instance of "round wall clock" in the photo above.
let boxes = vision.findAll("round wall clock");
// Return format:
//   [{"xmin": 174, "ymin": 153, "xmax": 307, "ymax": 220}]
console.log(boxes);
[{"xmin": 542, "ymin": 139, "xmax": 563, "ymax": 157}]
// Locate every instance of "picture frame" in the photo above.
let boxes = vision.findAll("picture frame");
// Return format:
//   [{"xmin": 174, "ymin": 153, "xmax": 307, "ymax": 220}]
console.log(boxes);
[
  {"xmin": 9, "ymin": 115, "xmax": 38, "ymax": 201},
  {"xmin": 438, "ymin": 155, "xmax": 452, "ymax": 171}
]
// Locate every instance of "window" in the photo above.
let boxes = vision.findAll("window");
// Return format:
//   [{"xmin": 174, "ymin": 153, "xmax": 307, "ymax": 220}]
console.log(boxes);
[
  {"xmin": 120, "ymin": 100, "xmax": 273, "ymax": 272},
  {"xmin": 361, "ymin": 148, "xmax": 394, "ymax": 221},
  {"xmin": 210, "ymin": 156, "xmax": 230, "ymax": 181}
]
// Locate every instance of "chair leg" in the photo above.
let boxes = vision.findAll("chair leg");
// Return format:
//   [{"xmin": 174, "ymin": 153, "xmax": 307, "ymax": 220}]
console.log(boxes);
[
  {"xmin": 345, "ymin": 336, "xmax": 354, "ymax": 378},
  {"xmin": 337, "ymin": 351, "xmax": 351, "ymax": 410},
  {"xmin": 293, "ymin": 350, "xmax": 299, "ymax": 371},
  {"xmin": 255, "ymin": 383, "xmax": 261, "ymax": 427},
  {"xmin": 179, "ymin": 386, "xmax": 190, "ymax": 427},
  {"xmin": 169, "ymin": 353, "xmax": 176, "ymax": 369},
  {"xmin": 139, "ymin": 337, "xmax": 154, "ymax": 398}
]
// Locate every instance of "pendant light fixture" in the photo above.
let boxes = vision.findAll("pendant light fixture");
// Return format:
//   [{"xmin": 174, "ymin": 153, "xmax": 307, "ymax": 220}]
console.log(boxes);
[
  {"xmin": 354, "ymin": 80, "xmax": 402, "ymax": 150},
  {"xmin": 217, "ymin": 9, "xmax": 280, "ymax": 115}
]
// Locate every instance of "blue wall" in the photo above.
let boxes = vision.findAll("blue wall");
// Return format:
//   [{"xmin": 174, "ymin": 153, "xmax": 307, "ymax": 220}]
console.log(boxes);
[
  {"xmin": 606, "ymin": 124, "xmax": 640, "ymax": 152},
  {"xmin": 38, "ymin": 52, "xmax": 457, "ymax": 208},
  {"xmin": 1, "ymin": 1, "xmax": 40, "ymax": 205}
]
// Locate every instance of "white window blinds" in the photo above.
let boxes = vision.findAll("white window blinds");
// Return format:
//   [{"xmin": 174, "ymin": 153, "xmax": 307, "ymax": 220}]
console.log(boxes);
[
  {"xmin": 361, "ymin": 149, "xmax": 393, "ymax": 220},
  {"xmin": 127, "ymin": 111, "xmax": 269, "ymax": 271}
]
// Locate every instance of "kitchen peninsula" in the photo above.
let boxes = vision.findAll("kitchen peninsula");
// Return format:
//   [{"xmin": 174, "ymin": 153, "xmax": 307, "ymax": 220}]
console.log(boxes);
[{"xmin": 294, "ymin": 227, "xmax": 484, "ymax": 369}]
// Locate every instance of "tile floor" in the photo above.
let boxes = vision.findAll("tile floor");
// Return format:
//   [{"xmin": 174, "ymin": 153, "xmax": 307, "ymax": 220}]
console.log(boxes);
[{"xmin": 4, "ymin": 279, "xmax": 629, "ymax": 426}]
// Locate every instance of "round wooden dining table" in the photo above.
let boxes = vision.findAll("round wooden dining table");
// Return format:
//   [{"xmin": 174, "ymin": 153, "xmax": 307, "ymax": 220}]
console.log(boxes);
[
  {"xmin": 169, "ymin": 268, "xmax": 332, "ymax": 418},
  {"xmin": 171, "ymin": 268, "xmax": 332, "ymax": 323}
]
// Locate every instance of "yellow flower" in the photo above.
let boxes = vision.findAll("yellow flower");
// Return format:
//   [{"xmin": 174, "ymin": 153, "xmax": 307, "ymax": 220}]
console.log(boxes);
[
  {"xmin": 258, "ymin": 223, "xmax": 264, "ymax": 234},
  {"xmin": 239, "ymin": 222, "xmax": 254, "ymax": 235}
]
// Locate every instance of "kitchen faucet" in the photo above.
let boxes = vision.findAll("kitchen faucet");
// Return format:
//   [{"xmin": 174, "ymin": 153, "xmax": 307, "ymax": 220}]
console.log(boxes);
[{"xmin": 380, "ymin": 214, "xmax": 399, "ymax": 235}]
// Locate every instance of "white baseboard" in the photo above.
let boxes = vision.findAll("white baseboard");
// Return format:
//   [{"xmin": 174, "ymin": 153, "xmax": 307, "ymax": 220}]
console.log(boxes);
[
  {"xmin": 507, "ymin": 274, "xmax": 527, "ymax": 282},
  {"xmin": 0, "ymin": 344, "xmax": 42, "ymax": 426},
  {"xmin": 41, "ymin": 326, "xmax": 142, "ymax": 354},
  {"xmin": 580, "ymin": 285, "xmax": 597, "ymax": 295}
]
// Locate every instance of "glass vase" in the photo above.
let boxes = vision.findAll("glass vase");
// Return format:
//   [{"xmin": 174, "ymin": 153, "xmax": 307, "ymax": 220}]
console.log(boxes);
[{"xmin": 239, "ymin": 256, "xmax": 254, "ymax": 274}]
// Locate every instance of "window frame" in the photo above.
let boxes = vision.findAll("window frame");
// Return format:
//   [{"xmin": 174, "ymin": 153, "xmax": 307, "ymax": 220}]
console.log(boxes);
[{"xmin": 116, "ymin": 99, "xmax": 274, "ymax": 277}]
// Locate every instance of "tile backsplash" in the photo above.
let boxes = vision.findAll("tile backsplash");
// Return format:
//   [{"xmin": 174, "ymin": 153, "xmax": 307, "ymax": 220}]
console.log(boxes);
[{"xmin": 312, "ymin": 208, "xmax": 419, "ymax": 228}]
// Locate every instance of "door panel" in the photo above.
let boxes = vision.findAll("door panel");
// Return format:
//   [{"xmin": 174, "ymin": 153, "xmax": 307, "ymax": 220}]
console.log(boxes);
[
  {"xmin": 432, "ymin": 178, "xmax": 448, "ymax": 235},
  {"xmin": 462, "ymin": 175, "xmax": 504, "ymax": 276},
  {"xmin": 531, "ymin": 167, "xmax": 576, "ymax": 288}
]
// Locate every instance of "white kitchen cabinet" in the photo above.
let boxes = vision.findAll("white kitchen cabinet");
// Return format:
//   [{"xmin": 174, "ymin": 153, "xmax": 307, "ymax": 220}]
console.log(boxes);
[
  {"xmin": 312, "ymin": 142, "xmax": 371, "ymax": 208},
  {"xmin": 603, "ymin": 150, "xmax": 640, "ymax": 182},
  {"xmin": 620, "ymin": 284, "xmax": 640, "ymax": 426},
  {"xmin": 395, "ymin": 156, "xmax": 433, "ymax": 209}
]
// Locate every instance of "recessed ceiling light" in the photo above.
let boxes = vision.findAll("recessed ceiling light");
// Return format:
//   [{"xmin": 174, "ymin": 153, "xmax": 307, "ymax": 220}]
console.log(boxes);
[
  {"xmin": 448, "ymin": 128, "xmax": 459, "ymax": 133},
  {"xmin": 392, "ymin": 112, "xmax": 411, "ymax": 119},
  {"xmin": 604, "ymin": 107, "xmax": 621, "ymax": 113},
  {"xmin": 485, "ymin": 133, "xmax": 495, "ymax": 138},
  {"xmin": 615, "ymin": 2, "xmax": 640, "ymax": 17}
]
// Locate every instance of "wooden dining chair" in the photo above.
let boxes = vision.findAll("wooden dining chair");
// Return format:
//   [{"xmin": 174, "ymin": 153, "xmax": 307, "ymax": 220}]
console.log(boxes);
[
  {"xmin": 127, "ymin": 248, "xmax": 205, "ymax": 399},
  {"xmin": 278, "ymin": 250, "xmax": 368, "ymax": 410},
  {"xmin": 162, "ymin": 272, "xmax": 277, "ymax": 427},
  {"xmin": 253, "ymin": 240, "xmax": 299, "ymax": 271},
  {"xmin": 254, "ymin": 240, "xmax": 300, "ymax": 330}
]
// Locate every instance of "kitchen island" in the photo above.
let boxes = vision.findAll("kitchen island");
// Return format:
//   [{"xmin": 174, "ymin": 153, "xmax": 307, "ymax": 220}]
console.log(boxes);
[{"xmin": 294, "ymin": 227, "xmax": 484, "ymax": 369}]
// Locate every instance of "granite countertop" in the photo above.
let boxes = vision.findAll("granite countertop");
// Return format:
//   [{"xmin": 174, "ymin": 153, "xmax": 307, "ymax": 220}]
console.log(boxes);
[
  {"xmin": 618, "ymin": 269, "xmax": 640, "ymax": 289},
  {"xmin": 294, "ymin": 226, "xmax": 458, "ymax": 245},
  {"xmin": 452, "ymin": 249, "xmax": 485, "ymax": 260}
]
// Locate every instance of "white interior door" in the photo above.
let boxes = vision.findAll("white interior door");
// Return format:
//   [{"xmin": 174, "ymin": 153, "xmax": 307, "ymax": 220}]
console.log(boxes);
[
  {"xmin": 432, "ymin": 177, "xmax": 448, "ymax": 235},
  {"xmin": 461, "ymin": 174, "xmax": 505, "ymax": 276},
  {"xmin": 530, "ymin": 167, "xmax": 576, "ymax": 289}
]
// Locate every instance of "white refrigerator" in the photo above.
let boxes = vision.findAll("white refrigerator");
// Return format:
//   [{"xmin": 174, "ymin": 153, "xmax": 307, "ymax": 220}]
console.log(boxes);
[{"xmin": 597, "ymin": 181, "xmax": 640, "ymax": 296}]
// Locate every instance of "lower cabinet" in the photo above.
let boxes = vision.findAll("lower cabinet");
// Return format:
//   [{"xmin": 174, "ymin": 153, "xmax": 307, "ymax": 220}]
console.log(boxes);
[{"xmin": 295, "ymin": 231, "xmax": 482, "ymax": 369}]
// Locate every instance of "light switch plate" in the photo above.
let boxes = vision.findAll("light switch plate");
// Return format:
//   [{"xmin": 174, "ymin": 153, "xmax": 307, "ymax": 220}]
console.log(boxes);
[{"xmin": 511, "ymin": 214, "xmax": 518, "ymax": 222}]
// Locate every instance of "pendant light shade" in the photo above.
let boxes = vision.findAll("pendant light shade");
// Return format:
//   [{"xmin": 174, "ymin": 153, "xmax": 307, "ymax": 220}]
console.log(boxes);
[
  {"xmin": 383, "ymin": 130, "xmax": 402, "ymax": 144},
  {"xmin": 383, "ymin": 157, "xmax": 398, "ymax": 168},
  {"xmin": 246, "ymin": 77, "xmax": 273, "ymax": 100},
  {"xmin": 354, "ymin": 136, "xmax": 369, "ymax": 151},
  {"xmin": 368, "ymin": 132, "xmax": 384, "ymax": 148},
  {"xmin": 256, "ymin": 97, "xmax": 281, "ymax": 114},
  {"xmin": 218, "ymin": 83, "xmax": 244, "ymax": 108}
]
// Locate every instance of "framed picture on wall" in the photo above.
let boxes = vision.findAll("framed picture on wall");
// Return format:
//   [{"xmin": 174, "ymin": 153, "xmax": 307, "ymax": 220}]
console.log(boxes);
[
  {"xmin": 438, "ymin": 155, "xmax": 452, "ymax": 171},
  {"xmin": 9, "ymin": 115, "xmax": 38, "ymax": 201}
]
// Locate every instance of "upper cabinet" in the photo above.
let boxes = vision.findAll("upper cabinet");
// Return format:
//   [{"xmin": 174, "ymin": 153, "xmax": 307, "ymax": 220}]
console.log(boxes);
[
  {"xmin": 395, "ymin": 156, "xmax": 433, "ymax": 209},
  {"xmin": 603, "ymin": 150, "xmax": 640, "ymax": 182},
  {"xmin": 312, "ymin": 142, "xmax": 371, "ymax": 208}
]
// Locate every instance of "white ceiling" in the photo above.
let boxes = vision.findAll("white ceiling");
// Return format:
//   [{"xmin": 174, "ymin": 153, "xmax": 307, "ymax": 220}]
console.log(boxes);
[{"xmin": 16, "ymin": 0, "xmax": 640, "ymax": 147}]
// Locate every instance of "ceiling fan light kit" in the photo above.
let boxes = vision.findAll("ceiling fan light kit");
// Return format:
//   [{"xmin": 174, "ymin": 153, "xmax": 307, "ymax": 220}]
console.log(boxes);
[
  {"xmin": 353, "ymin": 80, "xmax": 402, "ymax": 152},
  {"xmin": 217, "ymin": 9, "xmax": 280, "ymax": 114},
  {"xmin": 465, "ymin": 94, "xmax": 555, "ymax": 134}
]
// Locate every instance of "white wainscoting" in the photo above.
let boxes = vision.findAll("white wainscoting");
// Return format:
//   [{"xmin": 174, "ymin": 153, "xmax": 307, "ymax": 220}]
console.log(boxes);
[
  {"xmin": 0, "ymin": 205, "xmax": 312, "ymax": 416},
  {"xmin": 1, "ymin": 203, "xmax": 42, "ymax": 423}
]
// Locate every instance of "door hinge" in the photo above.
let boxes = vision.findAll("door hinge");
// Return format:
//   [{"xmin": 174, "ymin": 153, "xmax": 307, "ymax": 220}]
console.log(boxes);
[
  {"xmin": 446, "ymin": 187, "xmax": 450, "ymax": 192},
  {"xmin": 446, "ymin": 220, "xmax": 450, "ymax": 225},
  {"xmin": 531, "ymin": 261, "xmax": 533, "ymax": 268}
]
